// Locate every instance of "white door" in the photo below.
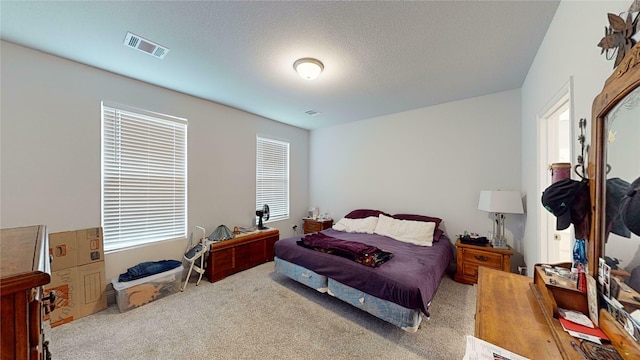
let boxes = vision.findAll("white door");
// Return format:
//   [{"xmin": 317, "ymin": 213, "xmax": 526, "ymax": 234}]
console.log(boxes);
[{"xmin": 538, "ymin": 84, "xmax": 573, "ymax": 264}]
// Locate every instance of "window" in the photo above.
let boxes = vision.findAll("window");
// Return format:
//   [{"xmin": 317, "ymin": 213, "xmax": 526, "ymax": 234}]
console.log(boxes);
[
  {"xmin": 101, "ymin": 102, "xmax": 187, "ymax": 252},
  {"xmin": 256, "ymin": 136, "xmax": 290, "ymax": 223}
]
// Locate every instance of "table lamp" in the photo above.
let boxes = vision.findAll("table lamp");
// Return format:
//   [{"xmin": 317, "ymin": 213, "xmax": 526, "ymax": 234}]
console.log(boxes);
[{"xmin": 478, "ymin": 190, "xmax": 524, "ymax": 248}]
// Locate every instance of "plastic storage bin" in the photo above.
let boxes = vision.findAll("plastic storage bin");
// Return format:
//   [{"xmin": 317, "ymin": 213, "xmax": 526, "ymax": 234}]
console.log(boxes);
[{"xmin": 111, "ymin": 265, "xmax": 184, "ymax": 312}]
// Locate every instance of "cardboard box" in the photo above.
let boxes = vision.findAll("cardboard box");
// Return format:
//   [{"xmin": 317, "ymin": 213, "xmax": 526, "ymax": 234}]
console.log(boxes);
[
  {"xmin": 76, "ymin": 261, "xmax": 107, "ymax": 318},
  {"xmin": 44, "ymin": 267, "xmax": 78, "ymax": 327},
  {"xmin": 44, "ymin": 261, "xmax": 107, "ymax": 328},
  {"xmin": 49, "ymin": 227, "xmax": 104, "ymax": 271},
  {"xmin": 49, "ymin": 231, "xmax": 78, "ymax": 271},
  {"xmin": 77, "ymin": 227, "xmax": 103, "ymax": 266}
]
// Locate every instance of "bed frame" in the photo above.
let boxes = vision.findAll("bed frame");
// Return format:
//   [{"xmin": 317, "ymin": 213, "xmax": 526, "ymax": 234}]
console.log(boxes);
[{"xmin": 274, "ymin": 257, "xmax": 425, "ymax": 332}]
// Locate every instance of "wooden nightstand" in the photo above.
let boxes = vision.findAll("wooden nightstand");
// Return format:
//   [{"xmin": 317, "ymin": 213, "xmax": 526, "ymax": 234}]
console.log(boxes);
[
  {"xmin": 454, "ymin": 240, "xmax": 512, "ymax": 284},
  {"xmin": 303, "ymin": 218, "xmax": 333, "ymax": 234}
]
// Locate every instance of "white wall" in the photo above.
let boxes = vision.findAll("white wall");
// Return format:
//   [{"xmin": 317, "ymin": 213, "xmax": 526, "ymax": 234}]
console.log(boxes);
[
  {"xmin": 521, "ymin": 0, "xmax": 630, "ymax": 273},
  {"xmin": 0, "ymin": 41, "xmax": 310, "ymax": 281},
  {"xmin": 4, "ymin": 0, "xmax": 632, "ymax": 281},
  {"xmin": 309, "ymin": 89, "xmax": 523, "ymax": 249}
]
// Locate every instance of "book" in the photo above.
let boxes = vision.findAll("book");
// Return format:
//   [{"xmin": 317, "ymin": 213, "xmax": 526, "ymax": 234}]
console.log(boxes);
[{"xmin": 558, "ymin": 316, "xmax": 609, "ymax": 341}]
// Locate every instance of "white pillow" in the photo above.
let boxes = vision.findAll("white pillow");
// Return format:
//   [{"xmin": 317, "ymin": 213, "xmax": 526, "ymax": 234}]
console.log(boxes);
[
  {"xmin": 332, "ymin": 216, "xmax": 379, "ymax": 234},
  {"xmin": 373, "ymin": 214, "xmax": 435, "ymax": 246}
]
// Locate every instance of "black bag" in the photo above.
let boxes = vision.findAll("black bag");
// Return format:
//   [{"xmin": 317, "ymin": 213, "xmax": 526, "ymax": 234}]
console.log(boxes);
[{"xmin": 184, "ymin": 243, "xmax": 204, "ymax": 260}]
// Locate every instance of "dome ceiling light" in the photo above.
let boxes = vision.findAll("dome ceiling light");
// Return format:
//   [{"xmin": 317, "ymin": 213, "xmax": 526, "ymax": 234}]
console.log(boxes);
[{"xmin": 293, "ymin": 57, "xmax": 324, "ymax": 80}]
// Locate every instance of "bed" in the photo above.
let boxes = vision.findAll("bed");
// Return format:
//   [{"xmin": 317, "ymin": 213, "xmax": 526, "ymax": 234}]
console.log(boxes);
[{"xmin": 273, "ymin": 209, "xmax": 454, "ymax": 332}]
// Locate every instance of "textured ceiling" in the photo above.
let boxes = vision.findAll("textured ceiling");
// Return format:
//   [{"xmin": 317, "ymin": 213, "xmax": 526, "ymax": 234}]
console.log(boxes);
[{"xmin": 0, "ymin": 1, "xmax": 559, "ymax": 130}]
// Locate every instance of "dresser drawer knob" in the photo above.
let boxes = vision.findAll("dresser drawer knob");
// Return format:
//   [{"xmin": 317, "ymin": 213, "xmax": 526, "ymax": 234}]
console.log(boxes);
[
  {"xmin": 44, "ymin": 340, "xmax": 52, "ymax": 360},
  {"xmin": 43, "ymin": 290, "xmax": 57, "ymax": 314},
  {"xmin": 474, "ymin": 255, "xmax": 489, "ymax": 262}
]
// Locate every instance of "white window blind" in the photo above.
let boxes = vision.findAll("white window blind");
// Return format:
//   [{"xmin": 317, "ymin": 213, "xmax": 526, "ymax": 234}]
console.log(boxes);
[
  {"xmin": 256, "ymin": 136, "xmax": 290, "ymax": 223},
  {"xmin": 102, "ymin": 102, "xmax": 187, "ymax": 252}
]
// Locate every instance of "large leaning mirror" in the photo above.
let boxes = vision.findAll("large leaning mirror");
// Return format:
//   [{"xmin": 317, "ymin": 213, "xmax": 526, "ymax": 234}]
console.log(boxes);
[
  {"xmin": 589, "ymin": 38, "xmax": 640, "ymax": 279},
  {"xmin": 586, "ymin": 9, "xmax": 640, "ymax": 355},
  {"xmin": 590, "ymin": 0, "xmax": 640, "ymax": 273},
  {"xmin": 603, "ymin": 86, "xmax": 640, "ymax": 274}
]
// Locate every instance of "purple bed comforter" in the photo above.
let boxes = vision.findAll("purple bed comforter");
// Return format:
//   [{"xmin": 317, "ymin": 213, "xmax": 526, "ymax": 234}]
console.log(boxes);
[{"xmin": 274, "ymin": 228, "xmax": 454, "ymax": 314}]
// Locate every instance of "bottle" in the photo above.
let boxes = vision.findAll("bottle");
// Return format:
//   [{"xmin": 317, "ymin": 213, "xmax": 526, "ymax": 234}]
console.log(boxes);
[
  {"xmin": 572, "ymin": 238, "xmax": 587, "ymax": 269},
  {"xmin": 576, "ymin": 263, "xmax": 587, "ymax": 293}
]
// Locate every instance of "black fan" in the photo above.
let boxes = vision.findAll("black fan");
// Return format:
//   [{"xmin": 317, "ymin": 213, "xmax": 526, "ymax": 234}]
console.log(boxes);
[{"xmin": 256, "ymin": 204, "xmax": 270, "ymax": 230}]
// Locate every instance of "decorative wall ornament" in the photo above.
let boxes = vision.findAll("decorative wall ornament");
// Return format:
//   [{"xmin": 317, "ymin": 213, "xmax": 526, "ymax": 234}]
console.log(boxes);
[
  {"xmin": 575, "ymin": 118, "xmax": 589, "ymax": 180},
  {"xmin": 598, "ymin": 1, "xmax": 639, "ymax": 68}
]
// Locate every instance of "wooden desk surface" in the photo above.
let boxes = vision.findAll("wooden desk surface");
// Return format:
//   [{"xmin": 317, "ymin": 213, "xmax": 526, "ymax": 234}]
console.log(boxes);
[{"xmin": 476, "ymin": 267, "xmax": 579, "ymax": 359}]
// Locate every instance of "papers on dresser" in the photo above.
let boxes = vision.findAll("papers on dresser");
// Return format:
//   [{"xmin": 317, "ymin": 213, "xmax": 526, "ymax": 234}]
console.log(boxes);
[
  {"xmin": 558, "ymin": 310, "xmax": 609, "ymax": 344},
  {"xmin": 463, "ymin": 335, "xmax": 530, "ymax": 360},
  {"xmin": 558, "ymin": 308, "xmax": 594, "ymax": 328}
]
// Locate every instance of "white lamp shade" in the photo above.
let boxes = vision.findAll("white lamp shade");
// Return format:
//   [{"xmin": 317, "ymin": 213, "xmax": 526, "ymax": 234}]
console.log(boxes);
[
  {"xmin": 478, "ymin": 190, "xmax": 524, "ymax": 214},
  {"xmin": 294, "ymin": 58, "xmax": 324, "ymax": 80}
]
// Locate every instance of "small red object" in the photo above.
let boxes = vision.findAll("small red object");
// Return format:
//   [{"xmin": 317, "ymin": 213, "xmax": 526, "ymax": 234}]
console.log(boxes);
[{"xmin": 577, "ymin": 270, "xmax": 587, "ymax": 293}]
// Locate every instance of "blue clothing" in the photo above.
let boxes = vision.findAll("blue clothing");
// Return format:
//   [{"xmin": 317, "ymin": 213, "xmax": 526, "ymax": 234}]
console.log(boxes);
[{"xmin": 118, "ymin": 259, "xmax": 182, "ymax": 282}]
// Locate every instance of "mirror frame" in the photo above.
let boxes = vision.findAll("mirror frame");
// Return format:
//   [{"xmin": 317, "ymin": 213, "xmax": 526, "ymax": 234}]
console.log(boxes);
[{"xmin": 589, "ymin": 42, "xmax": 640, "ymax": 277}]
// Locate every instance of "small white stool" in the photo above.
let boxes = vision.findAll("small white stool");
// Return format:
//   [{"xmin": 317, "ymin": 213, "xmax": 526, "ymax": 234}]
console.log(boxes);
[{"xmin": 182, "ymin": 226, "xmax": 211, "ymax": 291}]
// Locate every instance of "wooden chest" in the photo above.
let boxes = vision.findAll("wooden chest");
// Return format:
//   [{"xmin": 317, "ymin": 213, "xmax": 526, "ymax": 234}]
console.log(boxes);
[{"xmin": 206, "ymin": 228, "xmax": 279, "ymax": 282}]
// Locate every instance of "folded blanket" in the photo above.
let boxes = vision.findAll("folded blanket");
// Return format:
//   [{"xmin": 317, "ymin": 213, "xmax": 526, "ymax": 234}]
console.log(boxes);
[{"xmin": 297, "ymin": 232, "xmax": 393, "ymax": 267}]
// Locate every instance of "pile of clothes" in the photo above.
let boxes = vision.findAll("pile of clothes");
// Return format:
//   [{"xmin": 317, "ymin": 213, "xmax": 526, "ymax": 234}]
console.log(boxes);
[
  {"xmin": 297, "ymin": 232, "xmax": 393, "ymax": 267},
  {"xmin": 118, "ymin": 259, "xmax": 182, "ymax": 282}
]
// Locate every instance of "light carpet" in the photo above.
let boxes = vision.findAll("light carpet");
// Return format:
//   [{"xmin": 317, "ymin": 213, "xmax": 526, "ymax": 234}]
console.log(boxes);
[{"xmin": 48, "ymin": 262, "xmax": 476, "ymax": 359}]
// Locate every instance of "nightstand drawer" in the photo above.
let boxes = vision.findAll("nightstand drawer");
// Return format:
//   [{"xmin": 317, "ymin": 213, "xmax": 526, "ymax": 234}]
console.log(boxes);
[
  {"xmin": 462, "ymin": 249, "xmax": 503, "ymax": 268},
  {"xmin": 303, "ymin": 219, "xmax": 333, "ymax": 234},
  {"xmin": 462, "ymin": 263, "xmax": 482, "ymax": 279},
  {"xmin": 304, "ymin": 221, "xmax": 324, "ymax": 233}
]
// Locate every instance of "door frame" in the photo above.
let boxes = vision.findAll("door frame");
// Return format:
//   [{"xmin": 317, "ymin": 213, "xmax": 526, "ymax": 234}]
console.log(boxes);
[{"xmin": 536, "ymin": 77, "xmax": 575, "ymax": 264}]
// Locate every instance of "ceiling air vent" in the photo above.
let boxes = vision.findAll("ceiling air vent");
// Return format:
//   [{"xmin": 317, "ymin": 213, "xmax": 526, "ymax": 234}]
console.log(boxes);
[
  {"xmin": 123, "ymin": 32, "xmax": 169, "ymax": 59},
  {"xmin": 305, "ymin": 109, "xmax": 322, "ymax": 116}
]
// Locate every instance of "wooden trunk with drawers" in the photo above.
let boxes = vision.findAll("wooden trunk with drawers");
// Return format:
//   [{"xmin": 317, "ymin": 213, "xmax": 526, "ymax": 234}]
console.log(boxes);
[{"xmin": 206, "ymin": 228, "xmax": 279, "ymax": 282}]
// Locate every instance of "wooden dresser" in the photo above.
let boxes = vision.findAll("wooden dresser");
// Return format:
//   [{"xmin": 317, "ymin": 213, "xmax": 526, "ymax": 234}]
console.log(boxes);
[
  {"xmin": 476, "ymin": 266, "xmax": 640, "ymax": 359},
  {"xmin": 1, "ymin": 225, "xmax": 52, "ymax": 360},
  {"xmin": 206, "ymin": 228, "xmax": 279, "ymax": 282},
  {"xmin": 475, "ymin": 267, "xmax": 578, "ymax": 359}
]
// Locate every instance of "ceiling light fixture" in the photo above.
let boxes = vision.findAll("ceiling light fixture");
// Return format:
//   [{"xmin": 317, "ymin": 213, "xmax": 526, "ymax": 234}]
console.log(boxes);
[{"xmin": 293, "ymin": 58, "xmax": 324, "ymax": 80}]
